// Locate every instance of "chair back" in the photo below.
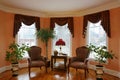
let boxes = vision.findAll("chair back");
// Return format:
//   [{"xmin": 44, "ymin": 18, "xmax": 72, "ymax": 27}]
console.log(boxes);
[
  {"xmin": 76, "ymin": 46, "xmax": 90, "ymax": 62},
  {"xmin": 28, "ymin": 46, "xmax": 41, "ymax": 61}
]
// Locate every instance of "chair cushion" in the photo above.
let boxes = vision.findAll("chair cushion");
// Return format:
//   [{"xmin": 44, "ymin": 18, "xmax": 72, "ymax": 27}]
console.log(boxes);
[
  {"xmin": 70, "ymin": 62, "xmax": 87, "ymax": 69},
  {"xmin": 31, "ymin": 61, "xmax": 45, "ymax": 67}
]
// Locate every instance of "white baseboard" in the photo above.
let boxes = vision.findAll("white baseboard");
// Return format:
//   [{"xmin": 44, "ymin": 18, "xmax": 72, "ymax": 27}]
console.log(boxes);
[
  {"xmin": 0, "ymin": 65, "xmax": 11, "ymax": 73},
  {"xmin": 0, "ymin": 63, "xmax": 28, "ymax": 73},
  {"xmin": 88, "ymin": 64, "xmax": 120, "ymax": 78}
]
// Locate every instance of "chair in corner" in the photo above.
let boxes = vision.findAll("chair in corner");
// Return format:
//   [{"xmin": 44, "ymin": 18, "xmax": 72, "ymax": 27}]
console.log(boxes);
[
  {"xmin": 27, "ymin": 46, "xmax": 49, "ymax": 76},
  {"xmin": 68, "ymin": 46, "xmax": 90, "ymax": 77}
]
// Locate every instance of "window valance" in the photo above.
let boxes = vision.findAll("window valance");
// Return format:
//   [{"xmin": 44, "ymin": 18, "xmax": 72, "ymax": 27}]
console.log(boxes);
[
  {"xmin": 83, "ymin": 10, "xmax": 110, "ymax": 38},
  {"xmin": 13, "ymin": 14, "xmax": 40, "ymax": 37},
  {"xmin": 50, "ymin": 17, "xmax": 74, "ymax": 37}
]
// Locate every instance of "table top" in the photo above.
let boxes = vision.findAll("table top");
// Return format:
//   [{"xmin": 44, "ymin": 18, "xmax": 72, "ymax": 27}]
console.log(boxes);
[{"xmin": 51, "ymin": 54, "xmax": 67, "ymax": 58}]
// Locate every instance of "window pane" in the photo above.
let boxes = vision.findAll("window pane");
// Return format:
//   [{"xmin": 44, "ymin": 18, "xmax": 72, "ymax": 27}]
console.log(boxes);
[
  {"xmin": 52, "ymin": 23, "xmax": 72, "ymax": 56},
  {"xmin": 87, "ymin": 21, "xmax": 107, "ymax": 59},
  {"xmin": 17, "ymin": 22, "xmax": 37, "ymax": 58}
]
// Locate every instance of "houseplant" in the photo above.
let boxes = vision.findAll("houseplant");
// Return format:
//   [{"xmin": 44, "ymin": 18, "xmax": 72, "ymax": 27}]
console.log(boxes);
[
  {"xmin": 87, "ymin": 44, "xmax": 116, "ymax": 79},
  {"xmin": 36, "ymin": 28, "xmax": 55, "ymax": 59},
  {"xmin": 87, "ymin": 44, "xmax": 115, "ymax": 65},
  {"xmin": 5, "ymin": 41, "xmax": 30, "ymax": 76}
]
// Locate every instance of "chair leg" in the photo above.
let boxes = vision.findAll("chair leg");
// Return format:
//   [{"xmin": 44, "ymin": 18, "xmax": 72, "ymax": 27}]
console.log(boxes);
[
  {"xmin": 87, "ymin": 68, "xmax": 89, "ymax": 73},
  {"xmin": 68, "ymin": 65, "xmax": 69, "ymax": 74},
  {"xmin": 84, "ymin": 69, "xmax": 87, "ymax": 78},
  {"xmin": 46, "ymin": 66, "xmax": 47, "ymax": 73},
  {"xmin": 29, "ymin": 67, "xmax": 30, "ymax": 77},
  {"xmin": 40, "ymin": 67, "xmax": 41, "ymax": 70},
  {"xmin": 76, "ymin": 68, "xmax": 77, "ymax": 72}
]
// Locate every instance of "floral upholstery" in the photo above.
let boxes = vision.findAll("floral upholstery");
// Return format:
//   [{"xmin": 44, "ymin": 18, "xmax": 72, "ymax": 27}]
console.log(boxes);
[
  {"xmin": 28, "ymin": 46, "xmax": 48, "ymax": 76},
  {"xmin": 68, "ymin": 46, "xmax": 90, "ymax": 77}
]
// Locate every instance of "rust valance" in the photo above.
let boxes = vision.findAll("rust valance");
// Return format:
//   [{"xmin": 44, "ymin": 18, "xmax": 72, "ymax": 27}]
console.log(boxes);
[
  {"xmin": 13, "ymin": 14, "xmax": 40, "ymax": 38},
  {"xmin": 50, "ymin": 17, "xmax": 74, "ymax": 37},
  {"xmin": 83, "ymin": 10, "xmax": 110, "ymax": 38}
]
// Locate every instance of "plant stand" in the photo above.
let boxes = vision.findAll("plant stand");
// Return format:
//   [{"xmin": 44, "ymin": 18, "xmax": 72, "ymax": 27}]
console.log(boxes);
[
  {"xmin": 96, "ymin": 65, "xmax": 104, "ymax": 80},
  {"xmin": 11, "ymin": 63, "xmax": 19, "ymax": 76}
]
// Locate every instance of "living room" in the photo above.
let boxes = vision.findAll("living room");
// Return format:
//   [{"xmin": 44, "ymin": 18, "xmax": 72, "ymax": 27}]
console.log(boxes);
[{"xmin": 0, "ymin": 0, "xmax": 120, "ymax": 80}]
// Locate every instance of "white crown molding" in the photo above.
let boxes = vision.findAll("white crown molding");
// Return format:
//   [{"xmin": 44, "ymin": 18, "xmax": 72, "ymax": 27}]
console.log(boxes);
[
  {"xmin": 0, "ymin": 4, "xmax": 46, "ymax": 17},
  {"xmin": 0, "ymin": 1, "xmax": 120, "ymax": 17}
]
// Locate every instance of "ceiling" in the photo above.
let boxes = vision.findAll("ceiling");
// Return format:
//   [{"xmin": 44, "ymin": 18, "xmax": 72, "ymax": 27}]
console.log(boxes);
[{"xmin": 0, "ymin": 0, "xmax": 120, "ymax": 17}]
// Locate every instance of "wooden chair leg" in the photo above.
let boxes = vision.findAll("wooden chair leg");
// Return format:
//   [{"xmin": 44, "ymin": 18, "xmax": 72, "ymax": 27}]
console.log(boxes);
[
  {"xmin": 29, "ymin": 67, "xmax": 30, "ymax": 77},
  {"xmin": 85, "ymin": 69, "xmax": 86, "ymax": 78},
  {"xmin": 40, "ymin": 67, "xmax": 41, "ymax": 70},
  {"xmin": 87, "ymin": 68, "xmax": 89, "ymax": 73},
  {"xmin": 76, "ymin": 68, "xmax": 77, "ymax": 72},
  {"xmin": 68, "ymin": 66, "xmax": 69, "ymax": 73},
  {"xmin": 46, "ymin": 66, "xmax": 47, "ymax": 73}
]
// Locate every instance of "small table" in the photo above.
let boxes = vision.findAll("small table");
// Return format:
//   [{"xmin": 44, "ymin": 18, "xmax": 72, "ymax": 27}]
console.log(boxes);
[{"xmin": 51, "ymin": 55, "xmax": 67, "ymax": 70}]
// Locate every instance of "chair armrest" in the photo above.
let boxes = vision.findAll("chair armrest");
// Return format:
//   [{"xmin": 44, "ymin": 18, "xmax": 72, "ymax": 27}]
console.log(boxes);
[
  {"xmin": 84, "ymin": 58, "xmax": 90, "ymax": 64},
  {"xmin": 69, "ymin": 57, "xmax": 78, "ymax": 63},
  {"xmin": 27, "ymin": 57, "xmax": 31, "ymax": 63},
  {"xmin": 39, "ymin": 56, "xmax": 47, "ymax": 62}
]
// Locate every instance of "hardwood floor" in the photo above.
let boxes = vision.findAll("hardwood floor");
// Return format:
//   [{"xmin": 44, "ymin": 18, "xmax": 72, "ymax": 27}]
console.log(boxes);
[{"xmin": 0, "ymin": 67, "xmax": 119, "ymax": 80}]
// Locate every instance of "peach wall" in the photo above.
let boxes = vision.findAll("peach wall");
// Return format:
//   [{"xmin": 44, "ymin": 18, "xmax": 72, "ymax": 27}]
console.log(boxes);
[
  {"xmin": 0, "ymin": 7, "xmax": 119, "ymax": 72},
  {"xmin": 72, "ymin": 17, "xmax": 86, "ymax": 56},
  {"xmin": 0, "ymin": 10, "xmax": 14, "ymax": 67},
  {"xmin": 106, "ymin": 7, "xmax": 120, "ymax": 71}
]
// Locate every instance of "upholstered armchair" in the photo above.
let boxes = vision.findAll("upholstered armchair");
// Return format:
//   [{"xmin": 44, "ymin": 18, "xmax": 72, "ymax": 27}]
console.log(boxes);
[
  {"xmin": 68, "ymin": 46, "xmax": 90, "ymax": 77},
  {"xmin": 27, "ymin": 46, "xmax": 49, "ymax": 76}
]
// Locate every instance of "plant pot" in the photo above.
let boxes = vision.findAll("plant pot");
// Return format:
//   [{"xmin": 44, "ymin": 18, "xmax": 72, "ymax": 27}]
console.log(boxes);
[
  {"xmin": 96, "ymin": 65, "xmax": 104, "ymax": 80},
  {"xmin": 11, "ymin": 62, "xmax": 19, "ymax": 76}
]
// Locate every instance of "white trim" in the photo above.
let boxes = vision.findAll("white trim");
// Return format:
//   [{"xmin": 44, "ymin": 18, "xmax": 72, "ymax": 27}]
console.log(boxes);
[
  {"xmin": 0, "ymin": 63, "xmax": 28, "ymax": 73},
  {"xmin": 0, "ymin": 65, "xmax": 11, "ymax": 73},
  {"xmin": 19, "ymin": 63, "xmax": 28, "ymax": 68},
  {"xmin": 88, "ymin": 64, "xmax": 120, "ymax": 78}
]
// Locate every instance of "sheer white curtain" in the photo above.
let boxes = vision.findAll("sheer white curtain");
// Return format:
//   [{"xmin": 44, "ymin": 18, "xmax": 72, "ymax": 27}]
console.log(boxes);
[
  {"xmin": 52, "ymin": 23, "xmax": 72, "ymax": 56},
  {"xmin": 16, "ymin": 22, "xmax": 37, "ymax": 58},
  {"xmin": 87, "ymin": 21, "xmax": 107, "ymax": 59}
]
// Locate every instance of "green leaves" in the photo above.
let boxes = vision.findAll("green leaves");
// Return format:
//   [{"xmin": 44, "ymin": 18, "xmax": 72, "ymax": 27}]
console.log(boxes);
[
  {"xmin": 87, "ymin": 44, "xmax": 115, "ymax": 64},
  {"xmin": 5, "ymin": 42, "xmax": 30, "ymax": 63},
  {"xmin": 36, "ymin": 28, "xmax": 55, "ymax": 43},
  {"xmin": 36, "ymin": 28, "xmax": 55, "ymax": 58}
]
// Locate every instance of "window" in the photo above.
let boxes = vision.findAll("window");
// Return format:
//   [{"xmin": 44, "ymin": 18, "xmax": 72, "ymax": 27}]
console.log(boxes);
[
  {"xmin": 17, "ymin": 22, "xmax": 37, "ymax": 58},
  {"xmin": 52, "ymin": 23, "xmax": 72, "ymax": 56},
  {"xmin": 87, "ymin": 21, "xmax": 107, "ymax": 59}
]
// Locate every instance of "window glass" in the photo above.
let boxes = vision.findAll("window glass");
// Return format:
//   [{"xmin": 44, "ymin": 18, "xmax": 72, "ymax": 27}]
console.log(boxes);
[
  {"xmin": 87, "ymin": 21, "xmax": 107, "ymax": 59},
  {"xmin": 52, "ymin": 23, "xmax": 72, "ymax": 56},
  {"xmin": 17, "ymin": 22, "xmax": 37, "ymax": 58}
]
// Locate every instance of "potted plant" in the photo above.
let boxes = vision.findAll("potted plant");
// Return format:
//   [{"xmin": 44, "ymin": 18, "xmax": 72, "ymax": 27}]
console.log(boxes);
[
  {"xmin": 36, "ymin": 28, "xmax": 55, "ymax": 59},
  {"xmin": 87, "ymin": 44, "xmax": 115, "ymax": 65},
  {"xmin": 87, "ymin": 44, "xmax": 116, "ymax": 79},
  {"xmin": 5, "ymin": 42, "xmax": 30, "ymax": 76}
]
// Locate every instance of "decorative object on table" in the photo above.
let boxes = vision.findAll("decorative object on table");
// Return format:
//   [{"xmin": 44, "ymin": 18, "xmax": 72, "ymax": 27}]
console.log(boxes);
[
  {"xmin": 55, "ymin": 39, "xmax": 65, "ymax": 54},
  {"xmin": 87, "ymin": 44, "xmax": 116, "ymax": 80},
  {"xmin": 5, "ymin": 42, "xmax": 30, "ymax": 76},
  {"xmin": 36, "ymin": 28, "xmax": 55, "ymax": 59},
  {"xmin": 54, "ymin": 50, "xmax": 58, "ymax": 56}
]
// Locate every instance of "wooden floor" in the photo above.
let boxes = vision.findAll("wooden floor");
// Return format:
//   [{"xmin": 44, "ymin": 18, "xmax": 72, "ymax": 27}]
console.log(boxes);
[{"xmin": 0, "ymin": 63, "xmax": 119, "ymax": 80}]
